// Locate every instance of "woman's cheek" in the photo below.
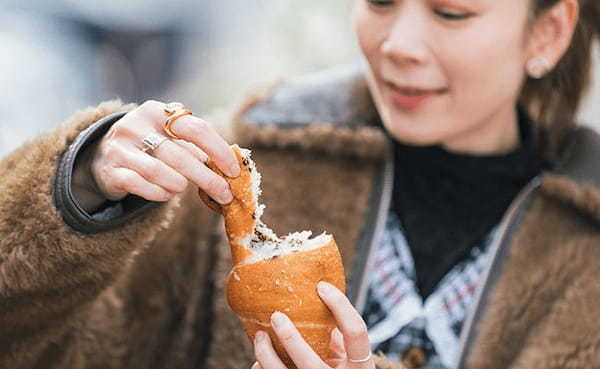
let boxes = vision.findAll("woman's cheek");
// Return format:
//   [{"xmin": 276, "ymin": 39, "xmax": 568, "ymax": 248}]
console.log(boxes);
[
  {"xmin": 352, "ymin": 4, "xmax": 389, "ymax": 65},
  {"xmin": 353, "ymin": 18, "xmax": 374, "ymax": 60}
]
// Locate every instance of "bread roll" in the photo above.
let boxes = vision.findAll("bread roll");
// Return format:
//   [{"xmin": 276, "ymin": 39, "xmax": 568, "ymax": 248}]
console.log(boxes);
[{"xmin": 199, "ymin": 145, "xmax": 346, "ymax": 368}]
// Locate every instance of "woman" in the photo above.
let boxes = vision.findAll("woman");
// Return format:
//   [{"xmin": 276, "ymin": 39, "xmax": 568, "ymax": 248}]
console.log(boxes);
[{"xmin": 1, "ymin": 0, "xmax": 599, "ymax": 368}]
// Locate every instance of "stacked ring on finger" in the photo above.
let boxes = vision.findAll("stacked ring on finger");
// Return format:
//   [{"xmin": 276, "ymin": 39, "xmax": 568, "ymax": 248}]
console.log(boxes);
[
  {"xmin": 164, "ymin": 102, "xmax": 193, "ymax": 139},
  {"xmin": 140, "ymin": 132, "xmax": 169, "ymax": 153}
]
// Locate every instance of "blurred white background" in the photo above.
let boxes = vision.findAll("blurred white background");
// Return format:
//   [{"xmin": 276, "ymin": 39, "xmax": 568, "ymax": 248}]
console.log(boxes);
[{"xmin": 0, "ymin": 1, "xmax": 597, "ymax": 156}]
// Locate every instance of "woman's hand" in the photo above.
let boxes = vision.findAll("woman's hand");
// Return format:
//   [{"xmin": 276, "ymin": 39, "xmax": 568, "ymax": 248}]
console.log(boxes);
[
  {"xmin": 253, "ymin": 281, "xmax": 375, "ymax": 369},
  {"xmin": 90, "ymin": 100, "xmax": 240, "ymax": 204}
]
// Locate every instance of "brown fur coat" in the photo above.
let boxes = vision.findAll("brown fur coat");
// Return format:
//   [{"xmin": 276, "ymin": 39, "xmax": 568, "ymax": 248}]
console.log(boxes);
[{"xmin": 1, "ymin": 67, "xmax": 600, "ymax": 369}]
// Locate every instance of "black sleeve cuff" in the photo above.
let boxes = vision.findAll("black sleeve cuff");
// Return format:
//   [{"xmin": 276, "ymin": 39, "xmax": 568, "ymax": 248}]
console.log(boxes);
[{"xmin": 54, "ymin": 111, "xmax": 161, "ymax": 234}]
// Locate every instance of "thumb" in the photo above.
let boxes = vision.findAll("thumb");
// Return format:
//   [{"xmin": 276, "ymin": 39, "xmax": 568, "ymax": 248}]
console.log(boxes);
[
  {"xmin": 329, "ymin": 327, "xmax": 346, "ymax": 359},
  {"xmin": 324, "ymin": 358, "xmax": 345, "ymax": 368}
]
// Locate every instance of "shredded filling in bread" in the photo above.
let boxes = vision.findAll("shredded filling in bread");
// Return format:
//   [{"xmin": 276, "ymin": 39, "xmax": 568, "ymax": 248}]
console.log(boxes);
[{"xmin": 238, "ymin": 148, "xmax": 332, "ymax": 264}]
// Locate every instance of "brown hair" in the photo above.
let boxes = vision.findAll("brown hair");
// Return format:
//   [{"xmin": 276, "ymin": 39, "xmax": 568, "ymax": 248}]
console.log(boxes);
[{"xmin": 521, "ymin": 0, "xmax": 600, "ymax": 159}]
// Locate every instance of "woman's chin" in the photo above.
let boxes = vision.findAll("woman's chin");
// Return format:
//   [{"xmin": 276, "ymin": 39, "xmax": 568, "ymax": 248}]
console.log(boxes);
[
  {"xmin": 390, "ymin": 134, "xmax": 440, "ymax": 147},
  {"xmin": 378, "ymin": 106, "xmax": 452, "ymax": 146},
  {"xmin": 383, "ymin": 122, "xmax": 446, "ymax": 147}
]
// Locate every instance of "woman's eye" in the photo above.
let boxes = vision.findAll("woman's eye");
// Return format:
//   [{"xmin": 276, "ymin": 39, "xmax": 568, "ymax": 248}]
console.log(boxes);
[
  {"xmin": 435, "ymin": 9, "xmax": 472, "ymax": 20},
  {"xmin": 367, "ymin": 0, "xmax": 395, "ymax": 8}
]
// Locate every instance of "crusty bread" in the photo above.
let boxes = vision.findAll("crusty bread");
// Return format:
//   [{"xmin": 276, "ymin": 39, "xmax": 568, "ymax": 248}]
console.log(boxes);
[{"xmin": 199, "ymin": 145, "xmax": 346, "ymax": 368}]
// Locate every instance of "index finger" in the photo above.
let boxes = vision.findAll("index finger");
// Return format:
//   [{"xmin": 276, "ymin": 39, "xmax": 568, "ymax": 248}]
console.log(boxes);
[
  {"xmin": 317, "ymin": 281, "xmax": 373, "ymax": 367},
  {"xmin": 136, "ymin": 100, "xmax": 241, "ymax": 178},
  {"xmin": 166, "ymin": 114, "xmax": 240, "ymax": 178}
]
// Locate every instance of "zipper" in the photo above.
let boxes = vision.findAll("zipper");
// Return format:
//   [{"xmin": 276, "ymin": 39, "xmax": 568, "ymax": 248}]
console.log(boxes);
[
  {"xmin": 350, "ymin": 149, "xmax": 395, "ymax": 314},
  {"xmin": 454, "ymin": 176, "xmax": 541, "ymax": 368}
]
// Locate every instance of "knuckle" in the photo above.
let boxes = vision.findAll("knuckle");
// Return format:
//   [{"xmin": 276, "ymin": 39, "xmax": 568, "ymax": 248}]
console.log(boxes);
[
  {"xmin": 195, "ymin": 117, "xmax": 211, "ymax": 131},
  {"xmin": 140, "ymin": 99, "xmax": 162, "ymax": 111},
  {"xmin": 205, "ymin": 175, "xmax": 228, "ymax": 195},
  {"xmin": 96, "ymin": 166, "xmax": 114, "ymax": 188},
  {"xmin": 120, "ymin": 171, "xmax": 138, "ymax": 188},
  {"xmin": 137, "ymin": 100, "xmax": 164, "ymax": 119},
  {"xmin": 330, "ymin": 291, "xmax": 348, "ymax": 306},
  {"xmin": 192, "ymin": 116, "xmax": 210, "ymax": 130},
  {"xmin": 160, "ymin": 190, "xmax": 175, "ymax": 201},
  {"xmin": 103, "ymin": 141, "xmax": 126, "ymax": 161},
  {"xmin": 277, "ymin": 326, "xmax": 297, "ymax": 343},
  {"xmin": 141, "ymin": 160, "xmax": 161, "ymax": 179},
  {"xmin": 174, "ymin": 177, "xmax": 189, "ymax": 193},
  {"xmin": 168, "ymin": 161, "xmax": 187, "ymax": 176},
  {"xmin": 185, "ymin": 118, "xmax": 209, "ymax": 137},
  {"xmin": 165, "ymin": 160, "xmax": 188, "ymax": 179},
  {"xmin": 110, "ymin": 170, "xmax": 131, "ymax": 191},
  {"xmin": 112, "ymin": 116, "xmax": 137, "ymax": 133},
  {"xmin": 254, "ymin": 344, "xmax": 268, "ymax": 363},
  {"xmin": 100, "ymin": 167, "xmax": 116, "ymax": 184},
  {"xmin": 98, "ymin": 169, "xmax": 127, "ymax": 198},
  {"xmin": 345, "ymin": 322, "xmax": 368, "ymax": 341}
]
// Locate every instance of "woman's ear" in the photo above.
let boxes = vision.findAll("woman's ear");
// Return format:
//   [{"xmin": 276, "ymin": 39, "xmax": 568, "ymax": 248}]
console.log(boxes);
[{"xmin": 526, "ymin": 0, "xmax": 579, "ymax": 74}]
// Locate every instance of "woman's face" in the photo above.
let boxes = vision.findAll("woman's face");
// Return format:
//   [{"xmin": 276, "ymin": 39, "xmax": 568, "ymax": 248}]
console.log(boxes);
[{"xmin": 353, "ymin": 0, "xmax": 534, "ymax": 154}]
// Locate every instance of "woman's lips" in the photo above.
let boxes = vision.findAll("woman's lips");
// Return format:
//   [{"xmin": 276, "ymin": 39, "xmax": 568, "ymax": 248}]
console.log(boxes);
[{"xmin": 386, "ymin": 83, "xmax": 447, "ymax": 111}]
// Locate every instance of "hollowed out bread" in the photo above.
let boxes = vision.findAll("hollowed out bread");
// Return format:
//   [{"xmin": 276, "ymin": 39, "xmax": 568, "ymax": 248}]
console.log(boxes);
[{"xmin": 199, "ymin": 145, "xmax": 346, "ymax": 368}]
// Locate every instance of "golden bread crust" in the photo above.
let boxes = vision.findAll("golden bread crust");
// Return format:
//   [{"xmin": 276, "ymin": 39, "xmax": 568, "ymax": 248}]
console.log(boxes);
[
  {"xmin": 199, "ymin": 145, "xmax": 346, "ymax": 368},
  {"xmin": 200, "ymin": 145, "xmax": 257, "ymax": 264},
  {"xmin": 227, "ymin": 238, "xmax": 345, "ymax": 367}
]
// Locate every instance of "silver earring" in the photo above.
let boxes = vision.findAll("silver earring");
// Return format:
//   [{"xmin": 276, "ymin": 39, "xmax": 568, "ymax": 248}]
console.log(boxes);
[{"xmin": 526, "ymin": 56, "xmax": 551, "ymax": 79}]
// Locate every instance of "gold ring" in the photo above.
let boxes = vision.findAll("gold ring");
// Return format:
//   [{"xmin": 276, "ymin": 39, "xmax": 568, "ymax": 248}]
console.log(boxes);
[{"xmin": 164, "ymin": 102, "xmax": 192, "ymax": 139}]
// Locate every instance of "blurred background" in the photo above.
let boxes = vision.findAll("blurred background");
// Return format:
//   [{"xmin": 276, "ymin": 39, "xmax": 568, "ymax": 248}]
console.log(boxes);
[{"xmin": 0, "ymin": 0, "xmax": 598, "ymax": 156}]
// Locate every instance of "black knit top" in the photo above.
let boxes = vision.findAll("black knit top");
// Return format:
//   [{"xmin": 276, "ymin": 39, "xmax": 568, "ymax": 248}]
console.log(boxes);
[{"xmin": 391, "ymin": 108, "xmax": 547, "ymax": 299}]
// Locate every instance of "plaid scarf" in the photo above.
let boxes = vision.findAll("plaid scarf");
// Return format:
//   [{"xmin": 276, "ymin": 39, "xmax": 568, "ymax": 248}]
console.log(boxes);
[{"xmin": 362, "ymin": 212, "xmax": 497, "ymax": 368}]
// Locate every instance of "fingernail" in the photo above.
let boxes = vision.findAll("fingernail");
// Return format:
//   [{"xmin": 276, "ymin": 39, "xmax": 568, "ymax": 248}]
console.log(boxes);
[
  {"xmin": 317, "ymin": 281, "xmax": 334, "ymax": 295},
  {"xmin": 332, "ymin": 327, "xmax": 342, "ymax": 338},
  {"xmin": 251, "ymin": 361, "xmax": 261, "ymax": 369},
  {"xmin": 198, "ymin": 151, "xmax": 209, "ymax": 163},
  {"xmin": 227, "ymin": 162, "xmax": 241, "ymax": 178},
  {"xmin": 271, "ymin": 311, "xmax": 287, "ymax": 328},
  {"xmin": 218, "ymin": 187, "xmax": 233, "ymax": 204}
]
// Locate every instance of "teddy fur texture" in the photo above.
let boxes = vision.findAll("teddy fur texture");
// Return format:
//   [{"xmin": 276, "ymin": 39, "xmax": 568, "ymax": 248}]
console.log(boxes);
[
  {"xmin": 0, "ymin": 100, "xmax": 181, "ymax": 368},
  {"xmin": 1, "ymin": 66, "xmax": 600, "ymax": 369},
  {"xmin": 466, "ymin": 176, "xmax": 600, "ymax": 369}
]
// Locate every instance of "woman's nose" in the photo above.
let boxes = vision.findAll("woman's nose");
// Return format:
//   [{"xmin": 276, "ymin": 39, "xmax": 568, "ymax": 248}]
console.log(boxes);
[{"xmin": 381, "ymin": 11, "xmax": 429, "ymax": 65}]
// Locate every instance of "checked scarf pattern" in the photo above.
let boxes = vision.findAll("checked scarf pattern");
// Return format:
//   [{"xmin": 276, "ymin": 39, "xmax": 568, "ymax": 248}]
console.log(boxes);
[{"xmin": 362, "ymin": 212, "xmax": 497, "ymax": 368}]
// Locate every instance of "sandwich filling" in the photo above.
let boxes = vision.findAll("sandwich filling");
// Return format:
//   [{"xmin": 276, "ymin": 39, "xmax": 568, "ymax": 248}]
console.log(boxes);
[{"xmin": 238, "ymin": 148, "xmax": 332, "ymax": 263}]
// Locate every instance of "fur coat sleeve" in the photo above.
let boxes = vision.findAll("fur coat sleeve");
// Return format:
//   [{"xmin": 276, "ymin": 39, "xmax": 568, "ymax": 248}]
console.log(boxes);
[{"xmin": 0, "ymin": 100, "xmax": 186, "ymax": 368}]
